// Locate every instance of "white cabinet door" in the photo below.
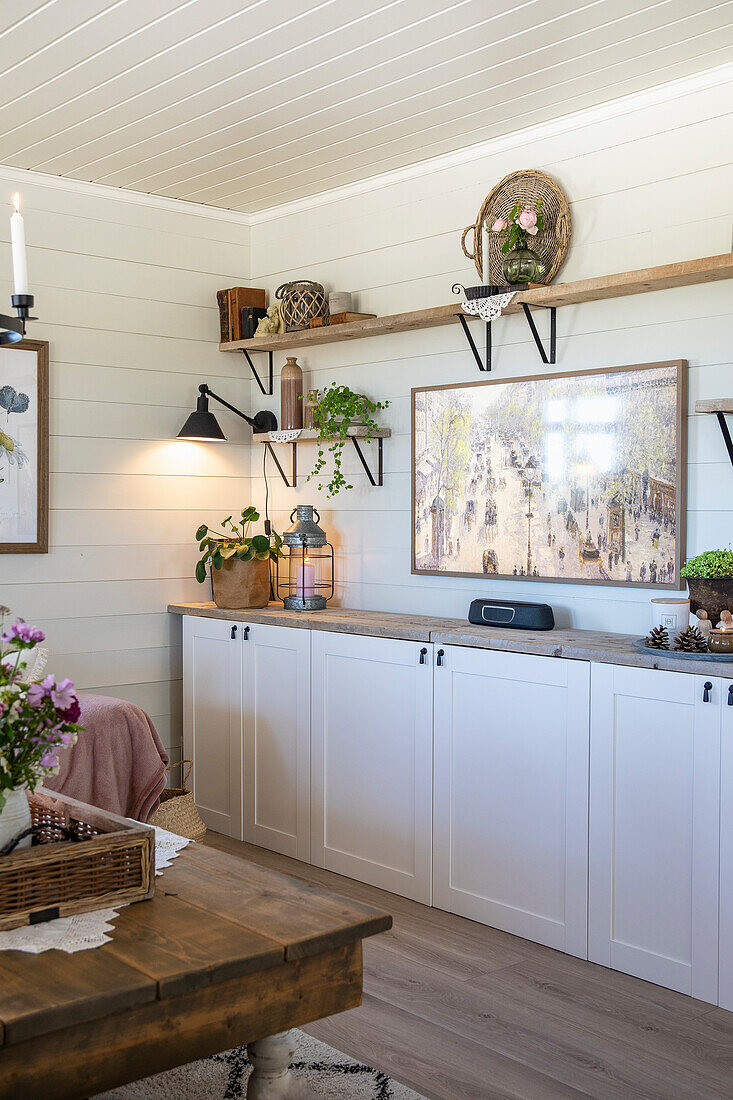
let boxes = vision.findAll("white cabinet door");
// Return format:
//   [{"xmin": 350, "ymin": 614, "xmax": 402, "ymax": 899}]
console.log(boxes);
[
  {"xmin": 718, "ymin": 676, "xmax": 733, "ymax": 1010},
  {"xmin": 182, "ymin": 616, "xmax": 243, "ymax": 839},
  {"xmin": 311, "ymin": 632, "xmax": 433, "ymax": 902},
  {"xmin": 589, "ymin": 663, "xmax": 720, "ymax": 1003},
  {"xmin": 243, "ymin": 623, "xmax": 310, "ymax": 862},
  {"xmin": 433, "ymin": 644, "xmax": 590, "ymax": 957}
]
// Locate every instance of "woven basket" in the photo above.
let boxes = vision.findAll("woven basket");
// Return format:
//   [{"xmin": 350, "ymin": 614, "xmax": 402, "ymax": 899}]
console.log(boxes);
[
  {"xmin": 461, "ymin": 169, "xmax": 571, "ymax": 284},
  {"xmin": 275, "ymin": 280, "xmax": 329, "ymax": 331},
  {"xmin": 0, "ymin": 788, "xmax": 154, "ymax": 930},
  {"xmin": 149, "ymin": 761, "xmax": 207, "ymax": 843}
]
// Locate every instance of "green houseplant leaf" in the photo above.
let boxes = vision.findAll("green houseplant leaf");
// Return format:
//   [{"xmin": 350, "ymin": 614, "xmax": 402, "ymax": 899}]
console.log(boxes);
[{"xmin": 194, "ymin": 510, "xmax": 282, "ymax": 582}]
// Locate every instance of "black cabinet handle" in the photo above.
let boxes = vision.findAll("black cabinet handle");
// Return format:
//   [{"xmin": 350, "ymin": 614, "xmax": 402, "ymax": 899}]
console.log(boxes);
[
  {"xmin": 436, "ymin": 649, "xmax": 445, "ymax": 667},
  {"xmin": 242, "ymin": 625, "xmax": 250, "ymax": 641},
  {"xmin": 230, "ymin": 625, "xmax": 237, "ymax": 639},
  {"xmin": 703, "ymin": 681, "xmax": 713, "ymax": 703},
  {"xmin": 418, "ymin": 647, "xmax": 428, "ymax": 664},
  {"xmin": 728, "ymin": 685, "xmax": 733, "ymax": 706}
]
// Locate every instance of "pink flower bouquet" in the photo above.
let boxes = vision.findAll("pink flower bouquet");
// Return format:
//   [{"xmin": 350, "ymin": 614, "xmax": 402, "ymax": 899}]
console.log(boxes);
[
  {"xmin": 488, "ymin": 200, "xmax": 544, "ymax": 254},
  {"xmin": 0, "ymin": 612, "xmax": 83, "ymax": 810}
]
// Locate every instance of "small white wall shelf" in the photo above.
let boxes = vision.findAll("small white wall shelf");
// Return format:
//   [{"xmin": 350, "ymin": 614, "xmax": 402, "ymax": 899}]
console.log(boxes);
[{"xmin": 254, "ymin": 427, "xmax": 391, "ymax": 488}]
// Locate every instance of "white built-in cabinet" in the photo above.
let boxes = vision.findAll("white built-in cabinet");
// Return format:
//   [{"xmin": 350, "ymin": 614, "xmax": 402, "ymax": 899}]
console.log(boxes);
[
  {"xmin": 310, "ymin": 631, "xmax": 433, "ymax": 903},
  {"xmin": 433, "ymin": 644, "xmax": 589, "ymax": 957},
  {"xmin": 589, "ymin": 664, "xmax": 733, "ymax": 1006},
  {"xmin": 183, "ymin": 616, "xmax": 310, "ymax": 856},
  {"xmin": 183, "ymin": 616, "xmax": 242, "ymax": 839},
  {"xmin": 181, "ymin": 614, "xmax": 733, "ymax": 1009}
]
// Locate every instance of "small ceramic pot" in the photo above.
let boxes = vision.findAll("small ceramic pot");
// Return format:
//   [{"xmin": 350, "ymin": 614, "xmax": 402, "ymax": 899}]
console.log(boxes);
[
  {"xmin": 651, "ymin": 598, "xmax": 689, "ymax": 634},
  {"xmin": 708, "ymin": 630, "xmax": 733, "ymax": 655},
  {"xmin": 502, "ymin": 247, "xmax": 547, "ymax": 285},
  {"xmin": 0, "ymin": 787, "xmax": 32, "ymax": 852}
]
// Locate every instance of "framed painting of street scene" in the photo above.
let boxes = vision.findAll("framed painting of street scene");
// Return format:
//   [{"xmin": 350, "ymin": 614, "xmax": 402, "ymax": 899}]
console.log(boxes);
[{"xmin": 412, "ymin": 361, "xmax": 686, "ymax": 588}]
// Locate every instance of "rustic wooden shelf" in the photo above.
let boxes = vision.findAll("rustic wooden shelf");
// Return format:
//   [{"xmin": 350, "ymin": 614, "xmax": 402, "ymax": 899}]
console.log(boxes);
[
  {"xmin": 254, "ymin": 427, "xmax": 391, "ymax": 488},
  {"xmin": 695, "ymin": 399, "xmax": 733, "ymax": 469},
  {"xmin": 220, "ymin": 253, "xmax": 733, "ymax": 355}
]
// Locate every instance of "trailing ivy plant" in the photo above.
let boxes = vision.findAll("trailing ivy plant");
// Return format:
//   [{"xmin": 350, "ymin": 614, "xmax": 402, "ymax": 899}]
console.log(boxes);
[
  {"xmin": 304, "ymin": 384, "xmax": 389, "ymax": 498},
  {"xmin": 195, "ymin": 508, "xmax": 282, "ymax": 584},
  {"xmin": 680, "ymin": 549, "xmax": 733, "ymax": 579}
]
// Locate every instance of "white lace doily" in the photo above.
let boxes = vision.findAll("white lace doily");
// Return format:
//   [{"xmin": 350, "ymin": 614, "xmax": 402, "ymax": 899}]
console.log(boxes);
[
  {"xmin": 461, "ymin": 291, "xmax": 516, "ymax": 322},
  {"xmin": 0, "ymin": 826, "xmax": 191, "ymax": 955},
  {"xmin": 268, "ymin": 428, "xmax": 302, "ymax": 442}
]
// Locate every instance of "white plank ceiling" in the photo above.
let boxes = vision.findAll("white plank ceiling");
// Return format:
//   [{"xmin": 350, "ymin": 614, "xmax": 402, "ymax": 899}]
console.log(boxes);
[{"xmin": 2, "ymin": 0, "xmax": 732, "ymax": 213}]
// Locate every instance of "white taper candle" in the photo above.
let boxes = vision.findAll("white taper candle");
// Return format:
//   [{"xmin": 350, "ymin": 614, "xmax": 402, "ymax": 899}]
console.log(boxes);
[{"xmin": 10, "ymin": 193, "xmax": 28, "ymax": 295}]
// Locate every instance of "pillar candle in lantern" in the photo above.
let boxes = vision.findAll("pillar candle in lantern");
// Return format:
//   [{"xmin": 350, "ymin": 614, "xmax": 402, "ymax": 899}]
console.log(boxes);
[{"xmin": 296, "ymin": 558, "xmax": 315, "ymax": 598}]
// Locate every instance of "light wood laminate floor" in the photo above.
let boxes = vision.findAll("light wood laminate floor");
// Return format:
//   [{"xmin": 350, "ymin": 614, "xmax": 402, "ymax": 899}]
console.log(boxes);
[{"xmin": 206, "ymin": 833, "xmax": 733, "ymax": 1099}]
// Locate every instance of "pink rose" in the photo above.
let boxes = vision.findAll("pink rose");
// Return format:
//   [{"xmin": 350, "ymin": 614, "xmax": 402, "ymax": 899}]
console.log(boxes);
[
  {"xmin": 490, "ymin": 218, "xmax": 507, "ymax": 233},
  {"xmin": 517, "ymin": 208, "xmax": 537, "ymax": 230},
  {"xmin": 526, "ymin": 225, "xmax": 538, "ymax": 236}
]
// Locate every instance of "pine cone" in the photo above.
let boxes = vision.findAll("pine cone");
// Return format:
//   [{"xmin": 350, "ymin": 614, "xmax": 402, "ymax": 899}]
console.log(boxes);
[
  {"xmin": 673, "ymin": 626, "xmax": 708, "ymax": 653},
  {"xmin": 645, "ymin": 625, "xmax": 670, "ymax": 649}
]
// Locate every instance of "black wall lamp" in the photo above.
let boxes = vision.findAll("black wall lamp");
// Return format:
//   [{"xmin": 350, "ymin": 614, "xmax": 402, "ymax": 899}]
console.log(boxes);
[{"xmin": 177, "ymin": 383, "xmax": 277, "ymax": 440}]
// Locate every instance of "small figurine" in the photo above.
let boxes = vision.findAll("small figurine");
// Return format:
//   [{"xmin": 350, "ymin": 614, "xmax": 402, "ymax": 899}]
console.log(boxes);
[
  {"xmin": 255, "ymin": 303, "xmax": 285, "ymax": 336},
  {"xmin": 696, "ymin": 609, "xmax": 713, "ymax": 638}
]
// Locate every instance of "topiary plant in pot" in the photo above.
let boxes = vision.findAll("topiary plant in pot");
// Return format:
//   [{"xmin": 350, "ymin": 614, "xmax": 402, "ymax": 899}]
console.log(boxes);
[
  {"xmin": 195, "ymin": 508, "xmax": 282, "ymax": 610},
  {"xmin": 305, "ymin": 383, "xmax": 389, "ymax": 498},
  {"xmin": 680, "ymin": 549, "xmax": 733, "ymax": 623}
]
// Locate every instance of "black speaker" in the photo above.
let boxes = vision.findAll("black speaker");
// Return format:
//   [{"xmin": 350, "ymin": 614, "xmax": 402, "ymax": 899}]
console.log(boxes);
[{"xmin": 468, "ymin": 598, "xmax": 555, "ymax": 631}]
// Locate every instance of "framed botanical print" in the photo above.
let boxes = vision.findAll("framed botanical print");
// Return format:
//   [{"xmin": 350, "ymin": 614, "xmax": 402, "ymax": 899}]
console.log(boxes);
[
  {"xmin": 0, "ymin": 340, "xmax": 49, "ymax": 553},
  {"xmin": 412, "ymin": 360, "xmax": 686, "ymax": 589}
]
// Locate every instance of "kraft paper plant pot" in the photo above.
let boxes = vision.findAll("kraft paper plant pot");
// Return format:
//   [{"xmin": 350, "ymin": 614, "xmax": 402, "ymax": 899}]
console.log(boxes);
[
  {"xmin": 211, "ymin": 557, "xmax": 270, "ymax": 609},
  {"xmin": 685, "ymin": 577, "xmax": 733, "ymax": 624}
]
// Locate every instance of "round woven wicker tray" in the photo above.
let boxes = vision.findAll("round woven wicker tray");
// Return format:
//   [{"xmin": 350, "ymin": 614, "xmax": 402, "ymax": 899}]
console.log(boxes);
[{"xmin": 461, "ymin": 169, "xmax": 571, "ymax": 284}]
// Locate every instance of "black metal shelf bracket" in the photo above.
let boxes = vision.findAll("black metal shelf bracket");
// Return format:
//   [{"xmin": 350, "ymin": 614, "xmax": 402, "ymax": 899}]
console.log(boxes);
[
  {"xmin": 241, "ymin": 349, "xmax": 274, "ymax": 396},
  {"xmin": 351, "ymin": 435, "xmax": 384, "ymax": 486},
  {"xmin": 716, "ymin": 411, "xmax": 733, "ymax": 467},
  {"xmin": 520, "ymin": 303, "xmax": 556, "ymax": 365},
  {"xmin": 451, "ymin": 283, "xmax": 557, "ymax": 372},
  {"xmin": 456, "ymin": 313, "xmax": 491, "ymax": 372},
  {"xmin": 264, "ymin": 440, "xmax": 297, "ymax": 488}
]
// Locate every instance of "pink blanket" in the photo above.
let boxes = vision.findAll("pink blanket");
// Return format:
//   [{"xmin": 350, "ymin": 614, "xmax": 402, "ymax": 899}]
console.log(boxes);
[{"xmin": 44, "ymin": 694, "xmax": 169, "ymax": 822}]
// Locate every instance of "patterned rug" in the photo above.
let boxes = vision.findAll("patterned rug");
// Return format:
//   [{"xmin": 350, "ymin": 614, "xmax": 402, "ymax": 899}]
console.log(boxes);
[{"xmin": 94, "ymin": 1029, "xmax": 426, "ymax": 1099}]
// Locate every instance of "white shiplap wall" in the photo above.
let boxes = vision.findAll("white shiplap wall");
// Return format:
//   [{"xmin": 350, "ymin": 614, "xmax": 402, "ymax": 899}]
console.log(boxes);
[
  {"xmin": 0, "ymin": 173, "xmax": 252, "ymax": 760},
  {"xmin": 248, "ymin": 72, "xmax": 733, "ymax": 635}
]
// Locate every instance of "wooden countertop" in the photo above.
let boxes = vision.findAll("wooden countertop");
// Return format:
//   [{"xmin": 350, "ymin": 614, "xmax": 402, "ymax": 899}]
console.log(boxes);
[{"xmin": 168, "ymin": 602, "xmax": 733, "ymax": 678}]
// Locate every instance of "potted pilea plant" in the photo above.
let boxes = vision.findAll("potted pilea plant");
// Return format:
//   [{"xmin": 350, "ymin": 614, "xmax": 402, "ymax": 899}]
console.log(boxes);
[
  {"xmin": 489, "ymin": 200, "xmax": 547, "ymax": 285},
  {"xmin": 195, "ymin": 508, "xmax": 282, "ymax": 610},
  {"xmin": 680, "ymin": 549, "xmax": 733, "ymax": 623},
  {"xmin": 305, "ymin": 383, "xmax": 389, "ymax": 498},
  {"xmin": 0, "ymin": 611, "xmax": 83, "ymax": 851}
]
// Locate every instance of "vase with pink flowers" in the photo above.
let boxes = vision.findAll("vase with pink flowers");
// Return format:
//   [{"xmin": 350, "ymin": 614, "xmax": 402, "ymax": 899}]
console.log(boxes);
[
  {"xmin": 0, "ymin": 611, "xmax": 83, "ymax": 852},
  {"xmin": 489, "ymin": 201, "xmax": 547, "ymax": 285}
]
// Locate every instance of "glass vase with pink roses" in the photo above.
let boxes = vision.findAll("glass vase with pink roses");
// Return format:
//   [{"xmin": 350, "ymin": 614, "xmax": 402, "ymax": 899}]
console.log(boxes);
[{"xmin": 489, "ymin": 201, "xmax": 547, "ymax": 285}]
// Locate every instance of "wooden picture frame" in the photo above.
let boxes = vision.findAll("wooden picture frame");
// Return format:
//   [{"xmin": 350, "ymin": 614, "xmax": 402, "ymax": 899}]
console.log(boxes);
[
  {"xmin": 412, "ymin": 360, "xmax": 687, "ymax": 589},
  {"xmin": 0, "ymin": 339, "xmax": 49, "ymax": 554}
]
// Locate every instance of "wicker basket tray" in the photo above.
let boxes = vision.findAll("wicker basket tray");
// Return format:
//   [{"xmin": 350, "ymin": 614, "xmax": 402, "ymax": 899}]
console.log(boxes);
[
  {"xmin": 0, "ymin": 788, "xmax": 155, "ymax": 930},
  {"xmin": 461, "ymin": 169, "xmax": 571, "ymax": 284}
]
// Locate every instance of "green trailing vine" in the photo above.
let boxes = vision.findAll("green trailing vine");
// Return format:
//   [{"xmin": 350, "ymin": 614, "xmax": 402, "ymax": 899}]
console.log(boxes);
[
  {"xmin": 194, "ymin": 507, "xmax": 282, "ymax": 584},
  {"xmin": 305, "ymin": 384, "xmax": 389, "ymax": 498}
]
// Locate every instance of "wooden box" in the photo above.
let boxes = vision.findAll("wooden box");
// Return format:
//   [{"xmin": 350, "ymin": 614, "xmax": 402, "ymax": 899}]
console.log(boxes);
[{"xmin": 0, "ymin": 788, "xmax": 155, "ymax": 930}]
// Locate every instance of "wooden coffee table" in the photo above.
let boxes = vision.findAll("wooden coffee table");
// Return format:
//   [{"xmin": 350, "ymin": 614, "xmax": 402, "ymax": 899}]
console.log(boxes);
[{"xmin": 0, "ymin": 840, "xmax": 391, "ymax": 1099}]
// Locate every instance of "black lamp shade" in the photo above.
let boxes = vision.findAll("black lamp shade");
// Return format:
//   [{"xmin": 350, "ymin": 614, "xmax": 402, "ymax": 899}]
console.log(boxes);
[{"xmin": 177, "ymin": 393, "xmax": 226, "ymax": 441}]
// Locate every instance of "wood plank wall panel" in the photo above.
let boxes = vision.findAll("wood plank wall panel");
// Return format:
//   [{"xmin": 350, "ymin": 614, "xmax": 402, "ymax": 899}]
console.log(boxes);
[
  {"xmin": 0, "ymin": 173, "xmax": 252, "ymax": 763},
  {"xmin": 247, "ymin": 77, "xmax": 733, "ymax": 636}
]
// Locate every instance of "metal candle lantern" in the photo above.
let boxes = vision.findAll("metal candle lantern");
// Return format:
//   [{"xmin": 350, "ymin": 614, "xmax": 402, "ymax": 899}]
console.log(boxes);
[{"xmin": 277, "ymin": 505, "xmax": 334, "ymax": 611}]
